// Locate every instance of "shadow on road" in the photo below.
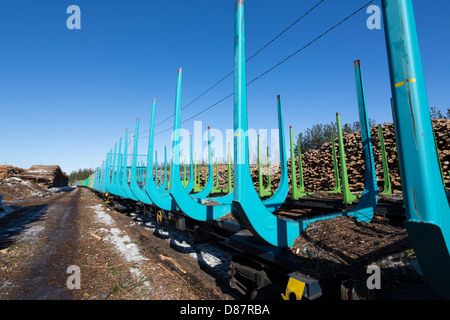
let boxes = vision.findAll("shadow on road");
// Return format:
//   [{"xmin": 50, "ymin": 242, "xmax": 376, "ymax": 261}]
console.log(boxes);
[{"xmin": 0, "ymin": 204, "xmax": 49, "ymax": 250}]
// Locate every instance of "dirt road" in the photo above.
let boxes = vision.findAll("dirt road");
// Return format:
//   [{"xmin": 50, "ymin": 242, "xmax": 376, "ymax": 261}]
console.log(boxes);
[{"xmin": 0, "ymin": 188, "xmax": 232, "ymax": 300}]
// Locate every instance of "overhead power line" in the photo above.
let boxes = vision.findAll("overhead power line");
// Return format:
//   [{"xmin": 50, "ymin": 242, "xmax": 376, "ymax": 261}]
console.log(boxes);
[
  {"xmin": 149, "ymin": 0, "xmax": 375, "ymax": 137},
  {"xmin": 138, "ymin": 0, "xmax": 327, "ymax": 136}
]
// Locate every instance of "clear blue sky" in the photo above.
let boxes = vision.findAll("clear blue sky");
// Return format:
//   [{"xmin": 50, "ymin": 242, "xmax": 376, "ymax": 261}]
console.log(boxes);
[{"xmin": 0, "ymin": 0, "xmax": 449, "ymax": 175}]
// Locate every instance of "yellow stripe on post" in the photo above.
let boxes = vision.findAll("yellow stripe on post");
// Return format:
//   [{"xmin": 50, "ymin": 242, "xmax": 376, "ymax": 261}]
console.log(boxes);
[
  {"xmin": 394, "ymin": 78, "xmax": 416, "ymax": 88},
  {"xmin": 394, "ymin": 80, "xmax": 406, "ymax": 88}
]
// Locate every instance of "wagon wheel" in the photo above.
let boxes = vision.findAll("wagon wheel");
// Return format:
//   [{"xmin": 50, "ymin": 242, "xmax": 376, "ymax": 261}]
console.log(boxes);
[{"xmin": 156, "ymin": 209, "xmax": 163, "ymax": 224}]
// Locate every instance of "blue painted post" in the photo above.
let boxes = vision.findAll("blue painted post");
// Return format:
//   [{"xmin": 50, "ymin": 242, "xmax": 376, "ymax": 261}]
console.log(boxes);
[
  {"xmin": 382, "ymin": 0, "xmax": 450, "ymax": 299},
  {"xmin": 130, "ymin": 117, "xmax": 153, "ymax": 204}
]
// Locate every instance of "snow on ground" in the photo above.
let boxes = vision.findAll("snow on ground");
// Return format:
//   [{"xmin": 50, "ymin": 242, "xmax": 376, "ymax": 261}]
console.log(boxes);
[
  {"xmin": 0, "ymin": 180, "xmax": 73, "ymax": 219},
  {"xmin": 48, "ymin": 186, "xmax": 74, "ymax": 194},
  {"xmin": 0, "ymin": 177, "xmax": 47, "ymax": 199},
  {"xmin": 90, "ymin": 205, "xmax": 114, "ymax": 226},
  {"xmin": 0, "ymin": 205, "xmax": 21, "ymax": 220},
  {"xmin": 91, "ymin": 205, "xmax": 151, "ymax": 282},
  {"xmin": 0, "ymin": 193, "xmax": 22, "ymax": 219},
  {"xmin": 130, "ymin": 212, "xmax": 232, "ymax": 281},
  {"xmin": 19, "ymin": 225, "xmax": 46, "ymax": 243},
  {"xmin": 91, "ymin": 204, "xmax": 233, "ymax": 285},
  {"xmin": 0, "ymin": 177, "xmax": 73, "ymax": 204}
]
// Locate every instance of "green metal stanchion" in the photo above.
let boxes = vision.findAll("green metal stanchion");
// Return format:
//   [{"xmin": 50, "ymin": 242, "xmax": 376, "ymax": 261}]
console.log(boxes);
[
  {"xmin": 390, "ymin": 98, "xmax": 404, "ymax": 207},
  {"xmin": 336, "ymin": 113, "xmax": 357, "ymax": 205},
  {"xmin": 211, "ymin": 150, "xmax": 221, "ymax": 194},
  {"xmin": 221, "ymin": 143, "xmax": 233, "ymax": 193},
  {"xmin": 202, "ymin": 157, "xmax": 208, "ymax": 190},
  {"xmin": 378, "ymin": 125, "xmax": 393, "ymax": 195},
  {"xmin": 167, "ymin": 160, "xmax": 172, "ymax": 190},
  {"xmin": 328, "ymin": 134, "xmax": 341, "ymax": 193},
  {"xmin": 157, "ymin": 152, "xmax": 163, "ymax": 188},
  {"xmin": 160, "ymin": 162, "xmax": 163, "ymax": 188},
  {"xmin": 258, "ymin": 135, "xmax": 272, "ymax": 197},
  {"xmin": 193, "ymin": 153, "xmax": 201, "ymax": 192},
  {"xmin": 266, "ymin": 146, "xmax": 272, "ymax": 193},
  {"xmin": 289, "ymin": 126, "xmax": 309, "ymax": 199},
  {"xmin": 296, "ymin": 137, "xmax": 307, "ymax": 193},
  {"xmin": 182, "ymin": 155, "xmax": 189, "ymax": 188}
]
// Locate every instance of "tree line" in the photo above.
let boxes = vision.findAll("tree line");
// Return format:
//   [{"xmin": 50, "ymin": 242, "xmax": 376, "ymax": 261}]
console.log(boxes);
[
  {"xmin": 294, "ymin": 118, "xmax": 376, "ymax": 153},
  {"xmin": 68, "ymin": 168, "xmax": 94, "ymax": 185},
  {"xmin": 430, "ymin": 106, "xmax": 450, "ymax": 120},
  {"xmin": 294, "ymin": 106, "xmax": 448, "ymax": 153}
]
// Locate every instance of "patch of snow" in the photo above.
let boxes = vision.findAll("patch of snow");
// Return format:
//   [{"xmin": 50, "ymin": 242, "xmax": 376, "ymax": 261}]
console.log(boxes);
[
  {"xmin": 373, "ymin": 253, "xmax": 423, "ymax": 276},
  {"xmin": 192, "ymin": 243, "xmax": 232, "ymax": 272},
  {"xmin": 48, "ymin": 186, "xmax": 74, "ymax": 194},
  {"xmin": 92, "ymin": 205, "xmax": 115, "ymax": 226},
  {"xmin": 173, "ymin": 239, "xmax": 191, "ymax": 249},
  {"xmin": 105, "ymin": 228, "xmax": 148, "ymax": 263},
  {"xmin": 154, "ymin": 228, "xmax": 169, "ymax": 237},
  {"xmin": 0, "ymin": 281, "xmax": 13, "ymax": 291},
  {"xmin": 0, "ymin": 177, "xmax": 47, "ymax": 198},
  {"xmin": 132, "ymin": 212, "xmax": 232, "ymax": 279},
  {"xmin": 91, "ymin": 205, "xmax": 151, "ymax": 287},
  {"xmin": 20, "ymin": 225, "xmax": 45, "ymax": 242}
]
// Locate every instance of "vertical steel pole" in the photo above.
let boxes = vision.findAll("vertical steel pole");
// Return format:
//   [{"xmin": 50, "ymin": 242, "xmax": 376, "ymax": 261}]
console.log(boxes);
[
  {"xmin": 382, "ymin": 0, "xmax": 450, "ymax": 298},
  {"xmin": 296, "ymin": 138, "xmax": 305, "ymax": 192},
  {"xmin": 146, "ymin": 99, "xmax": 157, "ymax": 189},
  {"xmin": 378, "ymin": 125, "xmax": 392, "ymax": 195},
  {"xmin": 336, "ymin": 113, "xmax": 356, "ymax": 204},
  {"xmin": 266, "ymin": 146, "xmax": 272, "ymax": 193},
  {"xmin": 329, "ymin": 135, "xmax": 341, "ymax": 193},
  {"xmin": 169, "ymin": 68, "xmax": 183, "ymax": 195},
  {"xmin": 233, "ymin": 0, "xmax": 250, "ymax": 204},
  {"xmin": 289, "ymin": 126, "xmax": 300, "ymax": 199}
]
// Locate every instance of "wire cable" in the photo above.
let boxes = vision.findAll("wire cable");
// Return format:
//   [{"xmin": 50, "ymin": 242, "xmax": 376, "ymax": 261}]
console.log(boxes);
[
  {"xmin": 138, "ymin": 0, "xmax": 327, "ymax": 136},
  {"xmin": 149, "ymin": 0, "xmax": 374, "ymax": 137}
]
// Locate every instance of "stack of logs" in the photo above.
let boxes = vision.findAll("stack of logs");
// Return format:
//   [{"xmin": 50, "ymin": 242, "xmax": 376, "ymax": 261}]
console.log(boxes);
[
  {"xmin": 0, "ymin": 165, "xmax": 25, "ymax": 181},
  {"xmin": 0, "ymin": 165, "xmax": 69, "ymax": 188},
  {"xmin": 191, "ymin": 119, "xmax": 450, "ymax": 194},
  {"xmin": 17, "ymin": 165, "xmax": 69, "ymax": 188},
  {"xmin": 189, "ymin": 164, "xmax": 233, "ymax": 191},
  {"xmin": 268, "ymin": 119, "xmax": 450, "ymax": 193},
  {"xmin": 293, "ymin": 119, "xmax": 449, "ymax": 193}
]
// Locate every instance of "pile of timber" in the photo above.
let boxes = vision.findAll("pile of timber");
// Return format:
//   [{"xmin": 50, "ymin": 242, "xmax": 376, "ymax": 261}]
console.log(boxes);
[
  {"xmin": 0, "ymin": 165, "xmax": 25, "ymax": 181},
  {"xmin": 173, "ymin": 119, "xmax": 450, "ymax": 195},
  {"xmin": 190, "ymin": 164, "xmax": 234, "ymax": 190},
  {"xmin": 286, "ymin": 124, "xmax": 399, "ymax": 193},
  {"xmin": 3, "ymin": 165, "xmax": 69, "ymax": 188},
  {"xmin": 283, "ymin": 119, "xmax": 449, "ymax": 193},
  {"xmin": 212, "ymin": 119, "xmax": 450, "ymax": 194}
]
